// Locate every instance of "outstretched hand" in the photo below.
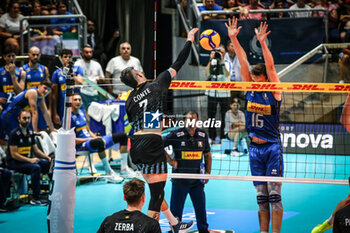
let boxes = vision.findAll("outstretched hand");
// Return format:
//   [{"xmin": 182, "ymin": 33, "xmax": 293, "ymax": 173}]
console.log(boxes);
[
  {"xmin": 255, "ymin": 21, "xmax": 271, "ymax": 43},
  {"xmin": 187, "ymin": 28, "xmax": 199, "ymax": 42},
  {"xmin": 225, "ymin": 17, "xmax": 242, "ymax": 39}
]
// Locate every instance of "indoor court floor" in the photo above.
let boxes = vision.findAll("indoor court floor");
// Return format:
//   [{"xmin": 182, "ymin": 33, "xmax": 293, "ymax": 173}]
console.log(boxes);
[{"xmin": 0, "ymin": 151, "xmax": 348, "ymax": 233}]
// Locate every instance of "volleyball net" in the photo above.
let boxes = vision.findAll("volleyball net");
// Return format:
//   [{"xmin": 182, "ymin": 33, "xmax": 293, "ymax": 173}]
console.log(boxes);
[{"xmin": 162, "ymin": 81, "xmax": 350, "ymax": 185}]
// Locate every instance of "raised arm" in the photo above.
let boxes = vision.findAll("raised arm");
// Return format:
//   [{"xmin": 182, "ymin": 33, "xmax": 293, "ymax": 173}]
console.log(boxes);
[
  {"xmin": 169, "ymin": 28, "xmax": 199, "ymax": 78},
  {"xmin": 255, "ymin": 22, "xmax": 279, "ymax": 83},
  {"xmin": 225, "ymin": 17, "xmax": 252, "ymax": 82}
]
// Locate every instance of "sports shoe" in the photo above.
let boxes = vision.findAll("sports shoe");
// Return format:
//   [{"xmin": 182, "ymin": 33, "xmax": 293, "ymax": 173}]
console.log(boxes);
[
  {"xmin": 120, "ymin": 167, "xmax": 136, "ymax": 179},
  {"xmin": 230, "ymin": 149, "xmax": 243, "ymax": 157},
  {"xmin": 106, "ymin": 171, "xmax": 124, "ymax": 184},
  {"xmin": 311, "ymin": 220, "xmax": 333, "ymax": 233},
  {"xmin": 88, "ymin": 165, "xmax": 98, "ymax": 174},
  {"xmin": 30, "ymin": 199, "xmax": 48, "ymax": 206},
  {"xmin": 170, "ymin": 218, "xmax": 194, "ymax": 233}
]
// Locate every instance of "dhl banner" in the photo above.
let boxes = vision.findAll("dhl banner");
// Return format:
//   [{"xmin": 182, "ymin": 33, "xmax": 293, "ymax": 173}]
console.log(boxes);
[{"xmin": 169, "ymin": 81, "xmax": 350, "ymax": 93}]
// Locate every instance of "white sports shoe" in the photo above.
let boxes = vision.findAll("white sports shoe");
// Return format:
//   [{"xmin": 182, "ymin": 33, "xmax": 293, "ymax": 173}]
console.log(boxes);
[
  {"xmin": 88, "ymin": 165, "xmax": 98, "ymax": 174},
  {"xmin": 230, "ymin": 149, "xmax": 243, "ymax": 157},
  {"xmin": 120, "ymin": 167, "xmax": 136, "ymax": 179},
  {"xmin": 106, "ymin": 171, "xmax": 124, "ymax": 184}
]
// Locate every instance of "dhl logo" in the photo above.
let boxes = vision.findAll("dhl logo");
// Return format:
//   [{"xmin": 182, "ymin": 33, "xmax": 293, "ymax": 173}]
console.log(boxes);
[
  {"xmin": 3, "ymin": 85, "xmax": 14, "ymax": 93},
  {"xmin": 169, "ymin": 81, "xmax": 350, "ymax": 93},
  {"xmin": 18, "ymin": 146, "xmax": 31, "ymax": 155},
  {"xmin": 76, "ymin": 126, "xmax": 87, "ymax": 132},
  {"xmin": 27, "ymin": 82, "xmax": 40, "ymax": 89},
  {"xmin": 247, "ymin": 101, "xmax": 272, "ymax": 115},
  {"xmin": 181, "ymin": 151, "xmax": 202, "ymax": 160}
]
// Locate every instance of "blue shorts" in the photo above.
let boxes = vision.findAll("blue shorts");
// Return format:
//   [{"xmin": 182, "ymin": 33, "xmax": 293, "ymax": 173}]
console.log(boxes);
[{"xmin": 249, "ymin": 142, "xmax": 283, "ymax": 186}]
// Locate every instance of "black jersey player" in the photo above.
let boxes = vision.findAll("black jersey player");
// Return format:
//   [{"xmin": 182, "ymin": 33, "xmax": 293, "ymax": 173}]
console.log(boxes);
[{"xmin": 120, "ymin": 28, "xmax": 198, "ymax": 233}]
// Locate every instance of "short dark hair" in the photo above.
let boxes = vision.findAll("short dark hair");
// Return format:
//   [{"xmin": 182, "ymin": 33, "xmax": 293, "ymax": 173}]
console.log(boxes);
[
  {"xmin": 120, "ymin": 67, "xmax": 138, "ymax": 89},
  {"xmin": 251, "ymin": 63, "xmax": 267, "ymax": 77},
  {"xmin": 226, "ymin": 39, "xmax": 232, "ymax": 47},
  {"xmin": 60, "ymin": 49, "xmax": 72, "ymax": 57},
  {"xmin": 40, "ymin": 78, "xmax": 52, "ymax": 88},
  {"xmin": 2, "ymin": 45, "xmax": 17, "ymax": 55},
  {"xmin": 123, "ymin": 179, "xmax": 145, "ymax": 206},
  {"xmin": 184, "ymin": 110, "xmax": 199, "ymax": 119},
  {"xmin": 18, "ymin": 109, "xmax": 31, "ymax": 119}
]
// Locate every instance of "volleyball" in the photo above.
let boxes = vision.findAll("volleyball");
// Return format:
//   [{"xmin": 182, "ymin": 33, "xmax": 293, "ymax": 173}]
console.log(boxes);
[{"xmin": 199, "ymin": 29, "xmax": 221, "ymax": 51}]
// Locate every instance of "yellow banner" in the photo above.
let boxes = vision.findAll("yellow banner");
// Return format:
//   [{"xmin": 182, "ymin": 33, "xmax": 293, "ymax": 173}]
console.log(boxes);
[
  {"xmin": 169, "ymin": 81, "xmax": 350, "ymax": 93},
  {"xmin": 181, "ymin": 151, "xmax": 202, "ymax": 160},
  {"xmin": 18, "ymin": 146, "xmax": 31, "ymax": 155}
]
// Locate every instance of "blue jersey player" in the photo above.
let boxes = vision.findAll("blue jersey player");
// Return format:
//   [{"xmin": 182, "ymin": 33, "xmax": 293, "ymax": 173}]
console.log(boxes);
[
  {"xmin": 22, "ymin": 46, "xmax": 50, "ymax": 131},
  {"xmin": 226, "ymin": 18, "xmax": 283, "ymax": 233},
  {"xmin": 51, "ymin": 49, "xmax": 83, "ymax": 127}
]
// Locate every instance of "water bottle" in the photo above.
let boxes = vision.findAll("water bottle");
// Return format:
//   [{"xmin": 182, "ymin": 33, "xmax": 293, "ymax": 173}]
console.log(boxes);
[{"xmin": 200, "ymin": 162, "xmax": 205, "ymax": 183}]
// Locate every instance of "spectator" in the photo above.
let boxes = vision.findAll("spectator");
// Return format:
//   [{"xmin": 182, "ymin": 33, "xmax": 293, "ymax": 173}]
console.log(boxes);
[
  {"xmin": 0, "ymin": 1, "xmax": 28, "ymax": 46},
  {"xmin": 223, "ymin": 0, "xmax": 244, "ymax": 18},
  {"xmin": 21, "ymin": 46, "xmax": 50, "ymax": 131},
  {"xmin": 289, "ymin": 0, "xmax": 312, "ymax": 18},
  {"xmin": 339, "ymin": 2, "xmax": 350, "ymax": 42},
  {"xmin": 51, "ymin": 49, "xmax": 83, "ymax": 127},
  {"xmin": 198, "ymin": 0, "xmax": 226, "ymax": 20},
  {"xmin": 70, "ymin": 93, "xmax": 127, "ymax": 183},
  {"xmin": 105, "ymin": 42, "xmax": 143, "ymax": 96},
  {"xmin": 0, "ymin": 45, "xmax": 26, "ymax": 109},
  {"xmin": 29, "ymin": 0, "xmax": 52, "ymax": 41},
  {"xmin": 97, "ymin": 179, "xmax": 161, "ymax": 233},
  {"xmin": 270, "ymin": 0, "xmax": 289, "ymax": 18},
  {"xmin": 241, "ymin": 0, "xmax": 266, "ymax": 19},
  {"xmin": 86, "ymin": 19, "xmax": 104, "ymax": 62},
  {"xmin": 104, "ymin": 28, "xmax": 120, "ymax": 67},
  {"xmin": 7, "ymin": 109, "xmax": 51, "ymax": 206},
  {"xmin": 205, "ymin": 45, "xmax": 230, "ymax": 143},
  {"xmin": 0, "ymin": 79, "xmax": 55, "ymax": 141},
  {"xmin": 224, "ymin": 100, "xmax": 246, "ymax": 156},
  {"xmin": 164, "ymin": 111, "xmax": 212, "ymax": 233},
  {"xmin": 50, "ymin": 1, "xmax": 76, "ymax": 36},
  {"xmin": 339, "ymin": 46, "xmax": 350, "ymax": 84},
  {"xmin": 74, "ymin": 44, "xmax": 105, "ymax": 110}
]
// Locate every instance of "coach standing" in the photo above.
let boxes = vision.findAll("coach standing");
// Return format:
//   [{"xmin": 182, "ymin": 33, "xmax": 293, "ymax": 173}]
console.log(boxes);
[{"xmin": 164, "ymin": 111, "xmax": 212, "ymax": 233}]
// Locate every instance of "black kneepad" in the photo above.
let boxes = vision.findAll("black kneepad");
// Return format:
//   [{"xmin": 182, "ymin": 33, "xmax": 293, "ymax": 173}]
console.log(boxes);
[
  {"xmin": 112, "ymin": 133, "xmax": 128, "ymax": 146},
  {"xmin": 89, "ymin": 138, "xmax": 105, "ymax": 153},
  {"xmin": 148, "ymin": 181, "xmax": 165, "ymax": 212}
]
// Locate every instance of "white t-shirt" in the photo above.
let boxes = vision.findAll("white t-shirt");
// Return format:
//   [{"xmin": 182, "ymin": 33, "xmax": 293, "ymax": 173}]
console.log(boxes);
[
  {"xmin": 224, "ymin": 53, "xmax": 242, "ymax": 82},
  {"xmin": 74, "ymin": 59, "xmax": 104, "ymax": 96},
  {"xmin": 289, "ymin": 4, "xmax": 312, "ymax": 18},
  {"xmin": 224, "ymin": 109, "xmax": 245, "ymax": 134},
  {"xmin": 0, "ymin": 13, "xmax": 28, "ymax": 34},
  {"xmin": 105, "ymin": 56, "xmax": 143, "ymax": 95}
]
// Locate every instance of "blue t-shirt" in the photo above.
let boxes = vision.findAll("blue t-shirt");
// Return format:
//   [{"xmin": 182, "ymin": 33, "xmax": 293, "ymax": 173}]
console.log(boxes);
[
  {"xmin": 50, "ymin": 12, "xmax": 76, "ymax": 32},
  {"xmin": 71, "ymin": 109, "xmax": 91, "ymax": 139},
  {"xmin": 22, "ymin": 63, "xmax": 46, "ymax": 89},
  {"xmin": 198, "ymin": 5, "xmax": 223, "ymax": 11},
  {"xmin": 245, "ymin": 91, "xmax": 281, "ymax": 142},
  {"xmin": 51, "ymin": 66, "xmax": 83, "ymax": 120},
  {"xmin": 0, "ymin": 66, "xmax": 21, "ymax": 105}
]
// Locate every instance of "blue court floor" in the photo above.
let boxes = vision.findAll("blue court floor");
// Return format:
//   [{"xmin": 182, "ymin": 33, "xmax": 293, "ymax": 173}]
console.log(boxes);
[{"xmin": 0, "ymin": 152, "xmax": 349, "ymax": 233}]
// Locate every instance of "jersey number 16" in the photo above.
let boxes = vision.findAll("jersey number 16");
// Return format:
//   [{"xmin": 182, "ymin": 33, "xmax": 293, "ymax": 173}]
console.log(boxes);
[{"xmin": 252, "ymin": 113, "xmax": 264, "ymax": 128}]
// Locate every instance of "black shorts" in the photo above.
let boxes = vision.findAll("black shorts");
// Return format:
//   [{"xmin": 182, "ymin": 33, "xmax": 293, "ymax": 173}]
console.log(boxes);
[{"xmin": 130, "ymin": 134, "xmax": 167, "ymax": 174}]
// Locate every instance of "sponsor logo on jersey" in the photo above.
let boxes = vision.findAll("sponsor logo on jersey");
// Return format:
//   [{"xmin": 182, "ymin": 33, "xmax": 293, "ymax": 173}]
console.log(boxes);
[
  {"xmin": 3, "ymin": 85, "xmax": 14, "ymax": 93},
  {"xmin": 198, "ymin": 132, "xmax": 205, "ymax": 138},
  {"xmin": 76, "ymin": 126, "xmax": 87, "ymax": 132},
  {"xmin": 143, "ymin": 110, "xmax": 162, "ymax": 129},
  {"xmin": 182, "ymin": 151, "xmax": 202, "ymax": 160},
  {"xmin": 27, "ymin": 82, "xmax": 40, "ymax": 89},
  {"xmin": 18, "ymin": 146, "xmax": 31, "ymax": 155},
  {"xmin": 61, "ymin": 83, "xmax": 66, "ymax": 91},
  {"xmin": 176, "ymin": 131, "xmax": 185, "ymax": 137},
  {"xmin": 181, "ymin": 141, "xmax": 186, "ymax": 146},
  {"xmin": 247, "ymin": 101, "xmax": 271, "ymax": 115}
]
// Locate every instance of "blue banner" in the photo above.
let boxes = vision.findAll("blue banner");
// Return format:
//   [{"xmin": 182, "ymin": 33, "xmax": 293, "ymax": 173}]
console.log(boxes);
[
  {"xmin": 200, "ymin": 18, "xmax": 324, "ymax": 65},
  {"xmin": 279, "ymin": 123, "xmax": 350, "ymax": 155}
]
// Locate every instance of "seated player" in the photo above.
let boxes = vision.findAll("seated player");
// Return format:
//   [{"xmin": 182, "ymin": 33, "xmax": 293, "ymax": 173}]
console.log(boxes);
[
  {"xmin": 0, "ymin": 79, "xmax": 55, "ymax": 141},
  {"xmin": 97, "ymin": 179, "xmax": 161, "ymax": 233},
  {"xmin": 71, "ymin": 93, "xmax": 132, "ymax": 183},
  {"xmin": 7, "ymin": 109, "xmax": 51, "ymax": 206},
  {"xmin": 224, "ymin": 99, "xmax": 246, "ymax": 156}
]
